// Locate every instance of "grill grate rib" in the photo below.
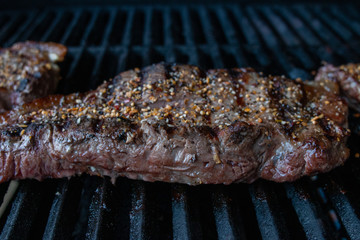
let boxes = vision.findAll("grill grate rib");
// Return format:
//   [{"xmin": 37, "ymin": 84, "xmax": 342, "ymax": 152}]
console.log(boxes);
[
  {"xmin": 0, "ymin": 3, "xmax": 359, "ymax": 240},
  {"xmin": 211, "ymin": 187, "xmax": 238, "ymax": 240},
  {"xmin": 171, "ymin": 185, "xmax": 191, "ymax": 240},
  {"xmin": 129, "ymin": 182, "xmax": 146, "ymax": 240},
  {"xmin": 284, "ymin": 182, "xmax": 328, "ymax": 239}
]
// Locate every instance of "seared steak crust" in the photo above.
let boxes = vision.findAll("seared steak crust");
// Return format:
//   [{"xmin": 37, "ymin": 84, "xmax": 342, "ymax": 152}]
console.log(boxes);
[
  {"xmin": 0, "ymin": 63, "xmax": 350, "ymax": 185},
  {"xmin": 316, "ymin": 63, "xmax": 360, "ymax": 112},
  {"xmin": 0, "ymin": 41, "xmax": 67, "ymax": 111}
]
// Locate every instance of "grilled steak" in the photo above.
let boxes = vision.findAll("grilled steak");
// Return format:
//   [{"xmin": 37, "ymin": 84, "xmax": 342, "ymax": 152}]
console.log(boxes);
[
  {"xmin": 0, "ymin": 41, "xmax": 67, "ymax": 112},
  {"xmin": 316, "ymin": 63, "xmax": 360, "ymax": 112},
  {"xmin": 0, "ymin": 63, "xmax": 350, "ymax": 185}
]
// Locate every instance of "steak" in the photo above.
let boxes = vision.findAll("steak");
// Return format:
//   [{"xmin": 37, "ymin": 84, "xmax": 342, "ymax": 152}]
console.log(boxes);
[
  {"xmin": 0, "ymin": 63, "xmax": 350, "ymax": 185},
  {"xmin": 0, "ymin": 41, "xmax": 67, "ymax": 112},
  {"xmin": 316, "ymin": 63, "xmax": 360, "ymax": 112}
]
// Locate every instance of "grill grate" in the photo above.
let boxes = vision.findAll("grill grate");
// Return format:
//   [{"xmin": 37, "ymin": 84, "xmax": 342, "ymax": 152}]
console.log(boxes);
[{"xmin": 0, "ymin": 3, "xmax": 360, "ymax": 239}]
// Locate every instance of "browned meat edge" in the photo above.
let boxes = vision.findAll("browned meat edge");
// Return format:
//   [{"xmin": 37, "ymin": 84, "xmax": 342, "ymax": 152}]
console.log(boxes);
[
  {"xmin": 316, "ymin": 63, "xmax": 360, "ymax": 112},
  {"xmin": 0, "ymin": 62, "xmax": 350, "ymax": 185},
  {"xmin": 0, "ymin": 41, "xmax": 67, "ymax": 112}
]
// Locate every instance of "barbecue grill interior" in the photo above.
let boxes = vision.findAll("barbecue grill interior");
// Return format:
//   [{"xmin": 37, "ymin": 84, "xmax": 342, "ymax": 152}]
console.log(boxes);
[{"xmin": 0, "ymin": 1, "xmax": 359, "ymax": 239}]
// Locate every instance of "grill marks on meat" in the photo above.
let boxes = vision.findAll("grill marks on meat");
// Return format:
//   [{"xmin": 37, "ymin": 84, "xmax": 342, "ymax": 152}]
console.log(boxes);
[
  {"xmin": 0, "ymin": 63, "xmax": 350, "ymax": 185},
  {"xmin": 0, "ymin": 41, "xmax": 67, "ymax": 112},
  {"xmin": 316, "ymin": 63, "xmax": 360, "ymax": 112}
]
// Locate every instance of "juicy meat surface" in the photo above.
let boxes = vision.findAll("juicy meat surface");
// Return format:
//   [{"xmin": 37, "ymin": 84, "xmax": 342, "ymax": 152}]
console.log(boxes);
[
  {"xmin": 0, "ymin": 63, "xmax": 350, "ymax": 185},
  {"xmin": 316, "ymin": 63, "xmax": 360, "ymax": 112},
  {"xmin": 0, "ymin": 41, "xmax": 67, "ymax": 112}
]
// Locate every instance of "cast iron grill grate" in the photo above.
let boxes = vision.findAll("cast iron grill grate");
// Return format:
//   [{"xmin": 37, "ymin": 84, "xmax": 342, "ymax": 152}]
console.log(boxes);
[{"xmin": 0, "ymin": 3, "xmax": 359, "ymax": 239}]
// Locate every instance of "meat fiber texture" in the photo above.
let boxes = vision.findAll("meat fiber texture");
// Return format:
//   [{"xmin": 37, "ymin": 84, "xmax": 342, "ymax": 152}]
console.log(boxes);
[
  {"xmin": 0, "ymin": 41, "xmax": 67, "ymax": 112},
  {"xmin": 0, "ymin": 63, "xmax": 350, "ymax": 185}
]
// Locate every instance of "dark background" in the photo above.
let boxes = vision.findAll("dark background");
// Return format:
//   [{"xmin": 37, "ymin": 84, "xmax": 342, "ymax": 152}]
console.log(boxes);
[{"xmin": 0, "ymin": 0, "xmax": 358, "ymax": 9}]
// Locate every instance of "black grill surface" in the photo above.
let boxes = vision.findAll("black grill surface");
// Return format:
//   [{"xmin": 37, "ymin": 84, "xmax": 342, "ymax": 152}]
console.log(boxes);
[{"xmin": 0, "ymin": 2, "xmax": 360, "ymax": 240}]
